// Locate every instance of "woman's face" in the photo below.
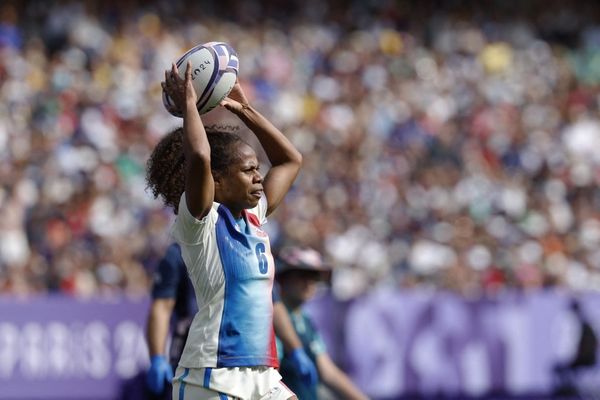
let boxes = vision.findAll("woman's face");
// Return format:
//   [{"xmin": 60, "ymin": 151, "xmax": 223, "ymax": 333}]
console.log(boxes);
[
  {"xmin": 280, "ymin": 270, "xmax": 322, "ymax": 306},
  {"xmin": 214, "ymin": 143, "xmax": 263, "ymax": 216}
]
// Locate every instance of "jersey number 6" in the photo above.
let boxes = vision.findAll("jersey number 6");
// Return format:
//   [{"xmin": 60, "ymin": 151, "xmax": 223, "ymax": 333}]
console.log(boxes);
[{"xmin": 255, "ymin": 243, "xmax": 268, "ymax": 274}]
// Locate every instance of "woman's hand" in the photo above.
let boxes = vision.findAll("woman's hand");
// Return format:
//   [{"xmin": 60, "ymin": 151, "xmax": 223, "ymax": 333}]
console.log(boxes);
[
  {"xmin": 161, "ymin": 61, "xmax": 197, "ymax": 115},
  {"xmin": 220, "ymin": 78, "xmax": 250, "ymax": 115}
]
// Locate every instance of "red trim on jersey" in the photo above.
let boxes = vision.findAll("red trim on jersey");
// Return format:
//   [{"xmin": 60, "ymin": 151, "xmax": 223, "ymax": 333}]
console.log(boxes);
[
  {"xmin": 245, "ymin": 211, "xmax": 261, "ymax": 227},
  {"xmin": 269, "ymin": 326, "xmax": 280, "ymax": 369}
]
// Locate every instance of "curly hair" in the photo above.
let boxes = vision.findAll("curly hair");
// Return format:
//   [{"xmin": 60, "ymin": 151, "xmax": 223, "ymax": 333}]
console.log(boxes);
[{"xmin": 145, "ymin": 127, "xmax": 247, "ymax": 214}]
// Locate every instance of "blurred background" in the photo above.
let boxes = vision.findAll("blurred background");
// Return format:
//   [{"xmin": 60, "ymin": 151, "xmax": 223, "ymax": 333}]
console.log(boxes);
[{"xmin": 1, "ymin": 0, "xmax": 600, "ymax": 398}]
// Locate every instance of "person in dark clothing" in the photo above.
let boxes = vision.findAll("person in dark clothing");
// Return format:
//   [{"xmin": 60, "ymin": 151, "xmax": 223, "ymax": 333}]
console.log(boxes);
[{"xmin": 553, "ymin": 298, "xmax": 598, "ymax": 396}]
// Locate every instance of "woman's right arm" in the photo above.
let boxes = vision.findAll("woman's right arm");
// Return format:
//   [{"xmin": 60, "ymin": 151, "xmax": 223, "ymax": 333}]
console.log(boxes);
[{"xmin": 163, "ymin": 61, "xmax": 214, "ymax": 219}]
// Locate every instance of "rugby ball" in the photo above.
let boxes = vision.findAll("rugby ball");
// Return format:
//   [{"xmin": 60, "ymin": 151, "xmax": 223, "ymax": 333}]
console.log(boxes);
[{"xmin": 163, "ymin": 41, "xmax": 239, "ymax": 117}]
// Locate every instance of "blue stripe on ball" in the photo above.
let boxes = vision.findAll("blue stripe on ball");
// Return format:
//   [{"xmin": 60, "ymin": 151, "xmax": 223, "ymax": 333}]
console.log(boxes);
[
  {"xmin": 197, "ymin": 69, "xmax": 224, "ymax": 112},
  {"xmin": 227, "ymin": 57, "xmax": 238, "ymax": 71},
  {"xmin": 163, "ymin": 41, "xmax": 238, "ymax": 116},
  {"xmin": 175, "ymin": 45, "xmax": 206, "ymax": 68},
  {"xmin": 214, "ymin": 44, "xmax": 227, "ymax": 57},
  {"xmin": 196, "ymin": 46, "xmax": 221, "ymax": 109}
]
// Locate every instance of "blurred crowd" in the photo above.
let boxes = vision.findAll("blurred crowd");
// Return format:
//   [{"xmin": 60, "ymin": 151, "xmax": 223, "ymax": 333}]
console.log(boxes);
[{"xmin": 2, "ymin": 0, "xmax": 600, "ymax": 298}]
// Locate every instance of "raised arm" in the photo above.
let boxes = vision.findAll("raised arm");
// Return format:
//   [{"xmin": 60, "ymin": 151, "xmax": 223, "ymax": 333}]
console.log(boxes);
[
  {"xmin": 221, "ymin": 81, "xmax": 302, "ymax": 216},
  {"xmin": 162, "ymin": 61, "xmax": 214, "ymax": 219}
]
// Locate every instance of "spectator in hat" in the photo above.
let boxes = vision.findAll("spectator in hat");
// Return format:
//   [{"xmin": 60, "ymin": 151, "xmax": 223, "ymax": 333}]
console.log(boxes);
[{"xmin": 275, "ymin": 246, "xmax": 369, "ymax": 400}]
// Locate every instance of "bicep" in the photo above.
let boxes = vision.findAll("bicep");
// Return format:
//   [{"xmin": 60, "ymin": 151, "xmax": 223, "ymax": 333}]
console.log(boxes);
[
  {"xmin": 262, "ymin": 163, "xmax": 301, "ymax": 216},
  {"xmin": 184, "ymin": 155, "xmax": 215, "ymax": 219}
]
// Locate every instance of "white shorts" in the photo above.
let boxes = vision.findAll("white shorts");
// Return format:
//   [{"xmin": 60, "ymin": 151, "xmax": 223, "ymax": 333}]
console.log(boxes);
[{"xmin": 172, "ymin": 366, "xmax": 296, "ymax": 400}]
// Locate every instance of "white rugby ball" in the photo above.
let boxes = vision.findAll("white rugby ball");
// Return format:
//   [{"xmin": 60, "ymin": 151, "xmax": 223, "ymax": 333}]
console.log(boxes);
[{"xmin": 163, "ymin": 41, "xmax": 239, "ymax": 117}]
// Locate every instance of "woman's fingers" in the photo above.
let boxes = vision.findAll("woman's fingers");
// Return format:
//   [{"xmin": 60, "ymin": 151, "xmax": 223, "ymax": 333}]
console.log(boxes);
[
  {"xmin": 172, "ymin": 63, "xmax": 181, "ymax": 81},
  {"xmin": 185, "ymin": 60, "xmax": 192, "ymax": 83},
  {"xmin": 163, "ymin": 62, "xmax": 197, "ymax": 110}
]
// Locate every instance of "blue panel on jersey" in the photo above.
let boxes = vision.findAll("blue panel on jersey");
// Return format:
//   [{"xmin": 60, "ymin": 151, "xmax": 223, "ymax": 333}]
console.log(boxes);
[{"xmin": 214, "ymin": 205, "xmax": 277, "ymax": 367}]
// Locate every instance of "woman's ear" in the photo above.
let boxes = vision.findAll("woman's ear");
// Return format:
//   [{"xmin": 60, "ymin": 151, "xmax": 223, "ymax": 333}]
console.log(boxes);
[{"xmin": 213, "ymin": 172, "xmax": 223, "ymax": 188}]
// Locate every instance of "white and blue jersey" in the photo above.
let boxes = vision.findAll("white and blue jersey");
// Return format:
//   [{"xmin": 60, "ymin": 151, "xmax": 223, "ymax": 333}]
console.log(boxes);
[{"xmin": 172, "ymin": 194, "xmax": 279, "ymax": 372}]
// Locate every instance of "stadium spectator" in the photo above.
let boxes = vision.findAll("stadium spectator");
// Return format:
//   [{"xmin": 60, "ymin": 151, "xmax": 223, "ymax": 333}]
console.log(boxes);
[
  {"xmin": 2, "ymin": 0, "xmax": 600, "ymax": 299},
  {"xmin": 275, "ymin": 246, "xmax": 368, "ymax": 400}
]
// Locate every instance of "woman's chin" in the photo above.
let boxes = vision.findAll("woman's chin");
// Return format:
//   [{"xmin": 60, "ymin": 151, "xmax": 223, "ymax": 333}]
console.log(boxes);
[{"xmin": 246, "ymin": 198, "xmax": 260, "ymax": 208}]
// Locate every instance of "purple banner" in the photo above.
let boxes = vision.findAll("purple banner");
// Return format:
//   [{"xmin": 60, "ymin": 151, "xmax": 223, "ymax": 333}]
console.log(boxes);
[
  {"xmin": 0, "ymin": 296, "xmax": 150, "ymax": 399},
  {"xmin": 306, "ymin": 289, "xmax": 600, "ymax": 398},
  {"xmin": 2, "ymin": 291, "xmax": 600, "ymax": 399}
]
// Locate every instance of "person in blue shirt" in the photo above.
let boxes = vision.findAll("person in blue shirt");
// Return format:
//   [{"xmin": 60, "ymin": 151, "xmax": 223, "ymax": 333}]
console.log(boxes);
[
  {"xmin": 145, "ymin": 243, "xmax": 318, "ymax": 399},
  {"xmin": 275, "ymin": 246, "xmax": 369, "ymax": 400},
  {"xmin": 146, "ymin": 242, "xmax": 196, "ymax": 398}
]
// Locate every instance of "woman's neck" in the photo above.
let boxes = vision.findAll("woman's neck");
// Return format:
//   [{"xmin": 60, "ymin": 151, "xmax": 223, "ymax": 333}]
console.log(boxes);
[{"xmin": 222, "ymin": 203, "xmax": 243, "ymax": 219}]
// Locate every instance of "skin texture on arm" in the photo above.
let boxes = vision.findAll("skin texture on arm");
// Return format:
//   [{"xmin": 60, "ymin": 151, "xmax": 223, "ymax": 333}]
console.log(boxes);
[
  {"xmin": 273, "ymin": 301, "xmax": 303, "ymax": 352},
  {"xmin": 316, "ymin": 352, "xmax": 370, "ymax": 400},
  {"xmin": 146, "ymin": 297, "xmax": 176, "ymax": 394},
  {"xmin": 221, "ymin": 82, "xmax": 302, "ymax": 216},
  {"xmin": 273, "ymin": 301, "xmax": 318, "ymax": 387},
  {"xmin": 162, "ymin": 62, "xmax": 214, "ymax": 219},
  {"xmin": 146, "ymin": 298, "xmax": 176, "ymax": 356}
]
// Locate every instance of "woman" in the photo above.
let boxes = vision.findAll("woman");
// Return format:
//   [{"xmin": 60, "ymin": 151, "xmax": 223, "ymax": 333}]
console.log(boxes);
[{"xmin": 146, "ymin": 61, "xmax": 302, "ymax": 400}]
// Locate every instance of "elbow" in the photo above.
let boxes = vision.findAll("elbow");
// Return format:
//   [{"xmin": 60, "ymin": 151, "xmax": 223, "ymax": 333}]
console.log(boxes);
[
  {"xmin": 294, "ymin": 150, "xmax": 303, "ymax": 166},
  {"xmin": 290, "ymin": 150, "xmax": 303, "ymax": 169}
]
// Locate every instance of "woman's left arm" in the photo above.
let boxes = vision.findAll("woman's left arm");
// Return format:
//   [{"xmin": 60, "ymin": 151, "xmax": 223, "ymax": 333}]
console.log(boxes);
[{"xmin": 221, "ymin": 81, "xmax": 302, "ymax": 216}]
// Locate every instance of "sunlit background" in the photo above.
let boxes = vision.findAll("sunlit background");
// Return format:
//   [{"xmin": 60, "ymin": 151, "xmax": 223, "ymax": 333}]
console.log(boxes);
[{"xmin": 1, "ymin": 0, "xmax": 600, "ymax": 399}]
